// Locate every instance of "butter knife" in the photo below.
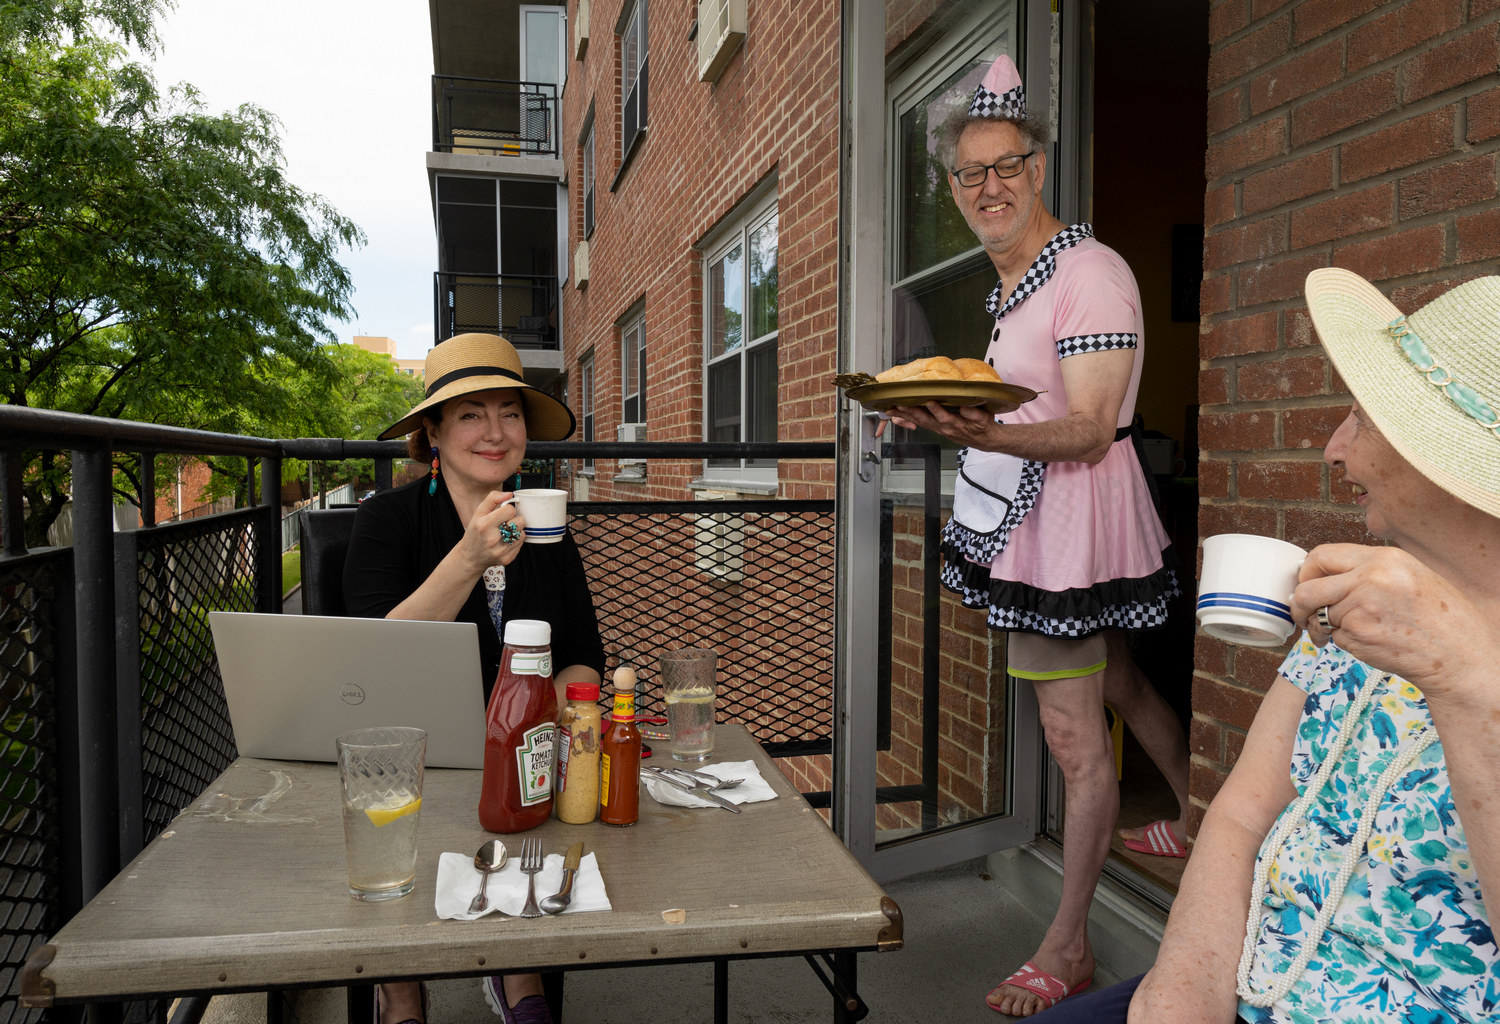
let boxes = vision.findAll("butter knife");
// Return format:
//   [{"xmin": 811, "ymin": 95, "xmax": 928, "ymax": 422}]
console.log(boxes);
[
  {"xmin": 649, "ymin": 768, "xmax": 741, "ymax": 813},
  {"xmin": 540, "ymin": 841, "xmax": 584, "ymax": 914}
]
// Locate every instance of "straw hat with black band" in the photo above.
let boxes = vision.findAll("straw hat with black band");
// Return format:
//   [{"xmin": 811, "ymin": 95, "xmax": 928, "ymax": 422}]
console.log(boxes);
[
  {"xmin": 379, "ymin": 333, "xmax": 576, "ymax": 443},
  {"xmin": 1305, "ymin": 268, "xmax": 1500, "ymax": 519}
]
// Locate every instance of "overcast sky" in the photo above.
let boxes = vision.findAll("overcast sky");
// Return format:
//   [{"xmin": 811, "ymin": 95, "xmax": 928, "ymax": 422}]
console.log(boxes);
[{"xmin": 149, "ymin": 0, "xmax": 438, "ymax": 359}]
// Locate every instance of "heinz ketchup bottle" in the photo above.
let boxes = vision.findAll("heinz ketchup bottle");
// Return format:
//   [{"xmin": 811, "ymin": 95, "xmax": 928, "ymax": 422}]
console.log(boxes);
[{"xmin": 478, "ymin": 619, "xmax": 557, "ymax": 833}]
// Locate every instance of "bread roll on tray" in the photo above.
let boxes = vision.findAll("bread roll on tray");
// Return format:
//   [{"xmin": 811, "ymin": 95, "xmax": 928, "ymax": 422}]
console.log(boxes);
[{"xmin": 875, "ymin": 356, "xmax": 1003, "ymax": 384}]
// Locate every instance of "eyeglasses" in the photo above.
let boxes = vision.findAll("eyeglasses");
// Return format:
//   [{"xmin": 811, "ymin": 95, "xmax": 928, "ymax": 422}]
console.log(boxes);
[{"xmin": 951, "ymin": 152, "xmax": 1037, "ymax": 187}]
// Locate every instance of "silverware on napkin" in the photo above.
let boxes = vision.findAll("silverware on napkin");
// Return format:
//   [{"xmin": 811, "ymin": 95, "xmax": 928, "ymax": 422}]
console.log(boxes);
[{"xmin": 644, "ymin": 766, "xmax": 741, "ymax": 813}]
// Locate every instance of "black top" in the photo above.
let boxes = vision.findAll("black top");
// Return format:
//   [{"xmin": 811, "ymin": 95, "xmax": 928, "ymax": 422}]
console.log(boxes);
[{"xmin": 343, "ymin": 476, "xmax": 606, "ymax": 703}]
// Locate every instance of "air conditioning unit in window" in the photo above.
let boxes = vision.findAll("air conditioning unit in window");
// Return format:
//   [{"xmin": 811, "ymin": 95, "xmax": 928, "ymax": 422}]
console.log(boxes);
[
  {"xmin": 616, "ymin": 422, "xmax": 646, "ymax": 471},
  {"xmin": 696, "ymin": 0, "xmax": 746, "ymax": 84},
  {"xmin": 693, "ymin": 490, "xmax": 744, "ymax": 582},
  {"xmin": 573, "ymin": 240, "xmax": 589, "ymax": 289}
]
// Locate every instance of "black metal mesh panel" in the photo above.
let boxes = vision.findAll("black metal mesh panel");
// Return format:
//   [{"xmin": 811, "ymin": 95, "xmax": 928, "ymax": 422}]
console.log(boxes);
[
  {"xmin": 434, "ymin": 79, "xmax": 557, "ymax": 156},
  {"xmin": 0, "ymin": 554, "xmax": 63, "ymax": 1024},
  {"xmin": 135, "ymin": 516, "xmax": 253, "ymax": 842},
  {"xmin": 569, "ymin": 501, "xmax": 834, "ymax": 757}
]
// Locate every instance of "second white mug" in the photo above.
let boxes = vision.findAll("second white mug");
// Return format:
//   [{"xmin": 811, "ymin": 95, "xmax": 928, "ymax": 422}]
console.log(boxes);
[{"xmin": 1196, "ymin": 533, "xmax": 1308, "ymax": 647}]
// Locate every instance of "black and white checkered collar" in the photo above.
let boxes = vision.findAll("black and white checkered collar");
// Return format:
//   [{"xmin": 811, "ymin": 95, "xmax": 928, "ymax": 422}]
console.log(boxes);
[{"xmin": 985, "ymin": 223, "xmax": 1095, "ymax": 320}]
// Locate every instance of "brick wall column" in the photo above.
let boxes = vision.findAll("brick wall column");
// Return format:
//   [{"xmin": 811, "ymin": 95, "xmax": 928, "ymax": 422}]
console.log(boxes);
[{"xmin": 1194, "ymin": 0, "xmax": 1500, "ymax": 831}]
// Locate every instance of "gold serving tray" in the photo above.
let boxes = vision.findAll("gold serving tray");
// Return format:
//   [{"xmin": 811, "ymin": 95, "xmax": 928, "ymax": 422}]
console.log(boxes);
[{"xmin": 838, "ymin": 377, "xmax": 1040, "ymax": 415}]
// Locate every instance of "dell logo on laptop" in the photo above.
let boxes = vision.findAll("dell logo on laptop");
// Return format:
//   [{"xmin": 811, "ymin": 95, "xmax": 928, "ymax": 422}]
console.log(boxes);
[{"xmin": 340, "ymin": 683, "xmax": 366, "ymax": 705}]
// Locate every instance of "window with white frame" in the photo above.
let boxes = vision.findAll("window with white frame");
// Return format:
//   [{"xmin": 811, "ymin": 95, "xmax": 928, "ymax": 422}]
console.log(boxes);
[
  {"xmin": 580, "ymin": 353, "xmax": 596, "ymax": 472},
  {"xmin": 620, "ymin": 0, "xmax": 648, "ymax": 158},
  {"xmin": 704, "ymin": 195, "xmax": 777, "ymax": 481},
  {"xmin": 887, "ymin": 8, "xmax": 1015, "ymax": 476},
  {"xmin": 621, "ymin": 313, "xmax": 645, "ymax": 424},
  {"xmin": 582, "ymin": 115, "xmax": 596, "ymax": 237}
]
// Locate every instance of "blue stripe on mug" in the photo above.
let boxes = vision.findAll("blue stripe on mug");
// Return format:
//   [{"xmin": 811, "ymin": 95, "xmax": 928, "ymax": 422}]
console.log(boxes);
[
  {"xmin": 1196, "ymin": 592, "xmax": 1293, "ymax": 624},
  {"xmin": 526, "ymin": 525, "xmax": 565, "ymax": 538}
]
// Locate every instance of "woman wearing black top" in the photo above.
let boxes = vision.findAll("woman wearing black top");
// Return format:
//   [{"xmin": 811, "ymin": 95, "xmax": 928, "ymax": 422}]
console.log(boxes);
[{"xmin": 344, "ymin": 333, "xmax": 603, "ymax": 1024}]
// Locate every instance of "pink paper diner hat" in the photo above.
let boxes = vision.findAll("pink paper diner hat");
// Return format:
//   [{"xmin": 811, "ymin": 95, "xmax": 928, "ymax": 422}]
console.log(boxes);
[{"xmin": 967, "ymin": 54, "xmax": 1025, "ymax": 120}]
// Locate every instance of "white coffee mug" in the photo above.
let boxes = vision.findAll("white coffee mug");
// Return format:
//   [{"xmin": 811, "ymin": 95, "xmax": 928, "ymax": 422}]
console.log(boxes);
[
  {"xmin": 1196, "ymin": 533, "xmax": 1308, "ymax": 646},
  {"xmin": 506, "ymin": 488, "xmax": 567, "ymax": 544}
]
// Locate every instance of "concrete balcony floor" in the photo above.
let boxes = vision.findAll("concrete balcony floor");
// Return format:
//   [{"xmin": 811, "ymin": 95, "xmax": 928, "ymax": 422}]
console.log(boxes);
[{"xmin": 199, "ymin": 845, "xmax": 1163, "ymax": 1024}]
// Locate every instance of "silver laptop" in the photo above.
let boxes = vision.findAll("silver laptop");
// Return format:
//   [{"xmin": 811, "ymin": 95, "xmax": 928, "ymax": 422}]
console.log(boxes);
[{"xmin": 209, "ymin": 612, "xmax": 487, "ymax": 768}]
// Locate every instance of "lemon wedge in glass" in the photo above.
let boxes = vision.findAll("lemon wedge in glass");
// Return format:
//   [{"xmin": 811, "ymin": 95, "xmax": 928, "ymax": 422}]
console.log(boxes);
[{"xmin": 364, "ymin": 797, "xmax": 422, "ymax": 827}]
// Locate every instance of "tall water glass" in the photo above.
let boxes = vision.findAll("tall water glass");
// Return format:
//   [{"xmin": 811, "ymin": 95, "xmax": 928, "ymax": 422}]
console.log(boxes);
[
  {"xmin": 337, "ymin": 726, "xmax": 426, "ymax": 901},
  {"xmin": 660, "ymin": 648, "xmax": 717, "ymax": 762}
]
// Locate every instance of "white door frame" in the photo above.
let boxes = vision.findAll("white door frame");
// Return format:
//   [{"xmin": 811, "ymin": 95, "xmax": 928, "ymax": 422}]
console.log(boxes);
[{"xmin": 835, "ymin": 0, "xmax": 1074, "ymax": 884}]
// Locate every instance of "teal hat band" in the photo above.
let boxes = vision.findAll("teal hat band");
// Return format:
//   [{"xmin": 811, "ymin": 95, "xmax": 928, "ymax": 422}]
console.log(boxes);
[{"xmin": 1387, "ymin": 315, "xmax": 1500, "ymax": 439}]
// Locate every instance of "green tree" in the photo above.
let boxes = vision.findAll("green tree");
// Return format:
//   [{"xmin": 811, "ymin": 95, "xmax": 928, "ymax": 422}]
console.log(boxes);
[
  {"xmin": 193, "ymin": 345, "xmax": 426, "ymax": 508},
  {"xmin": 2, "ymin": 0, "xmax": 367, "ymax": 545}
]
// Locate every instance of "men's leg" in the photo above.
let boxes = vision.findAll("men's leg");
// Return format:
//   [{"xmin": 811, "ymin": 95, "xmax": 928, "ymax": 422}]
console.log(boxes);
[
  {"xmin": 987, "ymin": 633, "xmax": 1115, "ymax": 1018},
  {"xmin": 1103, "ymin": 631, "xmax": 1190, "ymax": 852}
]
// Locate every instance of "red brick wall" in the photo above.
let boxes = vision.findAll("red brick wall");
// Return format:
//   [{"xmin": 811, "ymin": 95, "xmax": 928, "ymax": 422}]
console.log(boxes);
[
  {"xmin": 1194, "ymin": 0, "xmax": 1500, "ymax": 830},
  {"xmin": 152, "ymin": 458, "xmax": 214, "ymax": 523},
  {"xmin": 558, "ymin": 2, "xmax": 999, "ymax": 815},
  {"xmin": 561, "ymin": 0, "xmax": 844, "ymax": 793},
  {"xmin": 560, "ymin": 0, "xmax": 840, "ymax": 501},
  {"xmin": 878, "ymin": 509, "xmax": 1006, "ymax": 830}
]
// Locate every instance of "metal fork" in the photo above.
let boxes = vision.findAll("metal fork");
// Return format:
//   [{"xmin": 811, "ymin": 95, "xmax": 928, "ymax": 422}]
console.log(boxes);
[
  {"xmin": 518, "ymin": 837, "xmax": 544, "ymax": 918},
  {"xmin": 671, "ymin": 767, "xmax": 745, "ymax": 790},
  {"xmin": 645, "ymin": 765, "xmax": 744, "ymax": 790}
]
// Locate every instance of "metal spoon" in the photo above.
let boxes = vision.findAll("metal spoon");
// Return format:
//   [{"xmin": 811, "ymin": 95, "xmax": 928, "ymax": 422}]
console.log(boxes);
[
  {"xmin": 539, "ymin": 842, "xmax": 584, "ymax": 915},
  {"xmin": 468, "ymin": 839, "xmax": 508, "ymax": 914}
]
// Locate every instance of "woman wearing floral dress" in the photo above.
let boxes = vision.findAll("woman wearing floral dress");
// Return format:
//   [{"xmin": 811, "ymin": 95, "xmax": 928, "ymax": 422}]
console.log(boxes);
[{"xmin": 1031, "ymin": 269, "xmax": 1500, "ymax": 1022}]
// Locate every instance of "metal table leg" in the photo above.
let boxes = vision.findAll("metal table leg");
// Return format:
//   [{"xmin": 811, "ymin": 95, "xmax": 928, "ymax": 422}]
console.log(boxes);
[{"xmin": 713, "ymin": 959, "xmax": 728, "ymax": 1024}]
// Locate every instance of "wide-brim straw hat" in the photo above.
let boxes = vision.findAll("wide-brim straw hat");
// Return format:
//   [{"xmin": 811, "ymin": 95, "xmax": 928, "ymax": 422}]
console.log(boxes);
[
  {"xmin": 378, "ymin": 333, "xmax": 576, "ymax": 441},
  {"xmin": 1305, "ymin": 268, "xmax": 1500, "ymax": 518}
]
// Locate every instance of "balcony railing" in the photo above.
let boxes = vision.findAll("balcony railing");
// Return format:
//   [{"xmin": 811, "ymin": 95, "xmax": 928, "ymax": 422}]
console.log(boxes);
[
  {"xmin": 434, "ymin": 271, "xmax": 559, "ymax": 349},
  {"xmin": 0, "ymin": 405, "xmax": 839, "ymax": 1024},
  {"xmin": 432, "ymin": 76, "xmax": 559, "ymax": 158}
]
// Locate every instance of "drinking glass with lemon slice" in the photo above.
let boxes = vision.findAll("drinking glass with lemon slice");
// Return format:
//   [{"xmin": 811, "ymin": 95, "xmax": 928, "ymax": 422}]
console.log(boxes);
[{"xmin": 336, "ymin": 726, "xmax": 427, "ymax": 901}]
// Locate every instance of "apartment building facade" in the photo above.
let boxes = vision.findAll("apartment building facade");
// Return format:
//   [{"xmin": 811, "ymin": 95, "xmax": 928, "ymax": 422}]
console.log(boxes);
[{"xmin": 424, "ymin": 0, "xmax": 1500, "ymax": 886}]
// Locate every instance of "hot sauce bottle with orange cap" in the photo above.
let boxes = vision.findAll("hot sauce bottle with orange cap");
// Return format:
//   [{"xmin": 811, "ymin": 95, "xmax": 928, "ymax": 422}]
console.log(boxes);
[{"xmin": 599, "ymin": 666, "xmax": 641, "ymax": 826}]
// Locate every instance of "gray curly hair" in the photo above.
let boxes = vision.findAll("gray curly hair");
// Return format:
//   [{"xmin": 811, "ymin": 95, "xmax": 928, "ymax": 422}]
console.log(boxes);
[{"xmin": 933, "ymin": 105, "xmax": 1051, "ymax": 173}]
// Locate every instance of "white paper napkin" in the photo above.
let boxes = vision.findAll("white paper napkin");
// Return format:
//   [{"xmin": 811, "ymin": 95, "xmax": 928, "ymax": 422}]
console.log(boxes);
[
  {"xmin": 435, "ymin": 850, "xmax": 611, "ymax": 920},
  {"xmin": 642, "ymin": 759, "xmax": 778, "ymax": 809}
]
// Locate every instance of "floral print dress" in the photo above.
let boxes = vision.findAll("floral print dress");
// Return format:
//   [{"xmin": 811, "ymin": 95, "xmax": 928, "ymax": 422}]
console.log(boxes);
[{"xmin": 1238, "ymin": 636, "xmax": 1498, "ymax": 1023}]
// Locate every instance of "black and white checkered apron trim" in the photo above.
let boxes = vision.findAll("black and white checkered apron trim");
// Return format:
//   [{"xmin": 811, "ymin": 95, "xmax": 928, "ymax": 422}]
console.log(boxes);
[
  {"xmin": 967, "ymin": 82, "xmax": 1026, "ymax": 120},
  {"xmin": 985, "ymin": 223, "xmax": 1095, "ymax": 321},
  {"xmin": 938, "ymin": 565, "xmax": 1180, "ymax": 638},
  {"xmin": 940, "ymin": 451, "xmax": 1047, "ymax": 564},
  {"xmin": 987, "ymin": 599, "xmax": 1174, "ymax": 637},
  {"xmin": 1056, "ymin": 332, "xmax": 1137, "ymax": 359}
]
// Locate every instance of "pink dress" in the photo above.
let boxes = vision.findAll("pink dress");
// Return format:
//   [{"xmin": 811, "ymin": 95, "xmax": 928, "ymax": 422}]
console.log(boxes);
[{"xmin": 939, "ymin": 225, "xmax": 1178, "ymax": 637}]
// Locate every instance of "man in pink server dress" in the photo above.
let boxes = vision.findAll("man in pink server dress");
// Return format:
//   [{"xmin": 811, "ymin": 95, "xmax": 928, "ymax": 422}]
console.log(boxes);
[{"xmin": 884, "ymin": 55, "xmax": 1191, "ymax": 1017}]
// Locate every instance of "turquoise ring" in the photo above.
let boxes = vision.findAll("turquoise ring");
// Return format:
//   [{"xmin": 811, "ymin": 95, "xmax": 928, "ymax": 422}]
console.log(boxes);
[{"xmin": 498, "ymin": 521, "xmax": 521, "ymax": 544}]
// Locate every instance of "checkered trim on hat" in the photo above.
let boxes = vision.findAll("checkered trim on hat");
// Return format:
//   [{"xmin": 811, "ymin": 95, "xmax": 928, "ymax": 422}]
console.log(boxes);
[
  {"xmin": 986, "ymin": 224, "xmax": 1095, "ymax": 320},
  {"xmin": 968, "ymin": 82, "xmax": 1026, "ymax": 120},
  {"xmin": 1056, "ymin": 333, "xmax": 1138, "ymax": 359}
]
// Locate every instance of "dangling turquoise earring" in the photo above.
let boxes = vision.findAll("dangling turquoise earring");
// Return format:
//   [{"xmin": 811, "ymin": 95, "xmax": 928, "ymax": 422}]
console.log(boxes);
[
  {"xmin": 511, "ymin": 472, "xmax": 521, "ymax": 491},
  {"xmin": 428, "ymin": 446, "xmax": 440, "ymax": 496}
]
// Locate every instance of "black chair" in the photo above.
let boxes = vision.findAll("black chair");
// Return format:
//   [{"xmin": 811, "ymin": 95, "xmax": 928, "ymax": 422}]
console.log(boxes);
[{"xmin": 299, "ymin": 507, "xmax": 359, "ymax": 616}]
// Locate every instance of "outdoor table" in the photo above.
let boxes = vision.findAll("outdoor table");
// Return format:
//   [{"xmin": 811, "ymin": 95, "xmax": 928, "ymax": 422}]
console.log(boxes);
[{"xmin": 21, "ymin": 725, "xmax": 902, "ymax": 1023}]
